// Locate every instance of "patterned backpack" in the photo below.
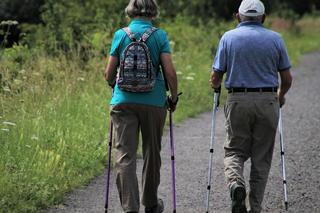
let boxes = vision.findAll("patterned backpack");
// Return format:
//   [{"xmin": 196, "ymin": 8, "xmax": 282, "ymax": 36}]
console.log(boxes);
[{"xmin": 117, "ymin": 27, "xmax": 158, "ymax": 92}]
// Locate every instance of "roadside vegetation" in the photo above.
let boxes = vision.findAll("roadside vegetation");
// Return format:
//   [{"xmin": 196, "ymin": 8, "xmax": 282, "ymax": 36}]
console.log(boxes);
[{"xmin": 1, "ymin": 0, "xmax": 320, "ymax": 211}]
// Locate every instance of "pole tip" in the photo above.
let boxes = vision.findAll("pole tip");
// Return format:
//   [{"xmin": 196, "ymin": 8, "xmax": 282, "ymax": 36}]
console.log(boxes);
[{"xmin": 285, "ymin": 202, "xmax": 288, "ymax": 211}]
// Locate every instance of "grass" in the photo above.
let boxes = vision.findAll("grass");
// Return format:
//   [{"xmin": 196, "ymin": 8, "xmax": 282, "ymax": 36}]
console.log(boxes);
[
  {"xmin": 268, "ymin": 16, "xmax": 320, "ymax": 66},
  {"xmin": 0, "ymin": 52, "xmax": 110, "ymax": 212},
  {"xmin": 1, "ymin": 16, "xmax": 320, "ymax": 212}
]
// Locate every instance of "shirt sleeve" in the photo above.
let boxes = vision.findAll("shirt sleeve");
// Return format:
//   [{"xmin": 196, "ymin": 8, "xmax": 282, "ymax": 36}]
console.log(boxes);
[
  {"xmin": 159, "ymin": 30, "xmax": 171, "ymax": 54},
  {"xmin": 212, "ymin": 36, "xmax": 227, "ymax": 73},
  {"xmin": 277, "ymin": 37, "xmax": 291, "ymax": 72},
  {"xmin": 109, "ymin": 30, "xmax": 122, "ymax": 57}
]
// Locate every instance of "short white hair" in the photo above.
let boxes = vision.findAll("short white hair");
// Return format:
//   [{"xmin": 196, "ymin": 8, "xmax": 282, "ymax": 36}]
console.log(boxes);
[
  {"xmin": 239, "ymin": 14, "xmax": 264, "ymax": 22},
  {"xmin": 125, "ymin": 0, "xmax": 159, "ymax": 18}
]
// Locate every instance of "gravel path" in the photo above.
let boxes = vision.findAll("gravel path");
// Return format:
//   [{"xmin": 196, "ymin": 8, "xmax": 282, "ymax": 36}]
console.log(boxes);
[{"xmin": 48, "ymin": 52, "xmax": 320, "ymax": 213}]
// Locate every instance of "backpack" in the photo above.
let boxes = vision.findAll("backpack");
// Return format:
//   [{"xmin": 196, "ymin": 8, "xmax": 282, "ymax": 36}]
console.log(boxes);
[{"xmin": 117, "ymin": 27, "xmax": 158, "ymax": 93}]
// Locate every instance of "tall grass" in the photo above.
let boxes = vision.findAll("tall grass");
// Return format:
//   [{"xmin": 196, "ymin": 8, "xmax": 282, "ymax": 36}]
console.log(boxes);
[
  {"xmin": 283, "ymin": 17, "xmax": 320, "ymax": 65},
  {"xmin": 0, "ymin": 51, "xmax": 110, "ymax": 212},
  {"xmin": 1, "ymin": 17, "xmax": 320, "ymax": 212}
]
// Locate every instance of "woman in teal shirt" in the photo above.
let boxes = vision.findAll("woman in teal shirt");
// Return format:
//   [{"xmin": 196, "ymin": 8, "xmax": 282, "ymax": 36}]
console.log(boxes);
[{"xmin": 104, "ymin": 0, "xmax": 178, "ymax": 212}]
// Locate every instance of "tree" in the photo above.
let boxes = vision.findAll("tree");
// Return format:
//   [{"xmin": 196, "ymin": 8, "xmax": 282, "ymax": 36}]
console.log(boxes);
[
  {"xmin": 0, "ymin": 0, "xmax": 44, "ymax": 23},
  {"xmin": 0, "ymin": 0, "xmax": 44, "ymax": 47}
]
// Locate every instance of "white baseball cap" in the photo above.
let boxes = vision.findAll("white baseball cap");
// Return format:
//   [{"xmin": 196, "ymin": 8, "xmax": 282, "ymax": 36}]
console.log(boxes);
[{"xmin": 239, "ymin": 0, "xmax": 265, "ymax": 17}]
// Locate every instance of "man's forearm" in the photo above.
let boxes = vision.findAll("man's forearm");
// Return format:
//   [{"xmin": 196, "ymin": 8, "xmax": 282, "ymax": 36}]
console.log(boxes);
[{"xmin": 279, "ymin": 70, "xmax": 292, "ymax": 97}]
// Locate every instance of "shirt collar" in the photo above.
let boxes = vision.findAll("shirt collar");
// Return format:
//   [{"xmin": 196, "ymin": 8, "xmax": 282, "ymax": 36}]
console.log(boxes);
[
  {"xmin": 237, "ymin": 21, "xmax": 263, "ymax": 28},
  {"xmin": 129, "ymin": 19, "xmax": 152, "ymax": 26}
]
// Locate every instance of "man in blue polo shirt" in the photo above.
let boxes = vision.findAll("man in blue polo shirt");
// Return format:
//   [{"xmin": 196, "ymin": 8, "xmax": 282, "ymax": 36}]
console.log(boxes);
[{"xmin": 210, "ymin": 0, "xmax": 292, "ymax": 212}]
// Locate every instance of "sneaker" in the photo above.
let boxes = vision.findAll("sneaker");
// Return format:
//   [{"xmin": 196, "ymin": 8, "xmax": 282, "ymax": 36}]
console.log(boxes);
[
  {"xmin": 145, "ymin": 199, "xmax": 164, "ymax": 213},
  {"xmin": 230, "ymin": 182, "xmax": 247, "ymax": 213}
]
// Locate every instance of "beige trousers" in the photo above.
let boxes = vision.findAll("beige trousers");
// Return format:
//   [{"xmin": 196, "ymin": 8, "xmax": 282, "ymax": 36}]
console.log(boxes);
[
  {"xmin": 224, "ymin": 92, "xmax": 279, "ymax": 213},
  {"xmin": 110, "ymin": 104, "xmax": 167, "ymax": 212}
]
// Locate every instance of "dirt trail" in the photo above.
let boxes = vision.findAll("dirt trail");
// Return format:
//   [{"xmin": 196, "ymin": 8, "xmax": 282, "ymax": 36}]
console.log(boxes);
[{"xmin": 48, "ymin": 52, "xmax": 320, "ymax": 213}]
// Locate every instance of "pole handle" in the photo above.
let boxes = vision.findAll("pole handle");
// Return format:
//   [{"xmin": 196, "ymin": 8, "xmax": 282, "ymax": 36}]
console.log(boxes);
[
  {"xmin": 213, "ymin": 86, "xmax": 221, "ymax": 107},
  {"xmin": 214, "ymin": 86, "xmax": 221, "ymax": 93}
]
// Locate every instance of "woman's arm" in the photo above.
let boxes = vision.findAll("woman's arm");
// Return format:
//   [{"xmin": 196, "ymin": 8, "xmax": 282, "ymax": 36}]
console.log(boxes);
[
  {"xmin": 104, "ymin": 56, "xmax": 118, "ymax": 87},
  {"xmin": 160, "ymin": 53, "xmax": 178, "ymax": 101}
]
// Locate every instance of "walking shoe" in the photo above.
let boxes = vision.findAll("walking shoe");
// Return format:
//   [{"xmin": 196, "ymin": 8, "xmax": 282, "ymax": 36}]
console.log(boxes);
[
  {"xmin": 145, "ymin": 199, "xmax": 164, "ymax": 213},
  {"xmin": 230, "ymin": 182, "xmax": 247, "ymax": 213}
]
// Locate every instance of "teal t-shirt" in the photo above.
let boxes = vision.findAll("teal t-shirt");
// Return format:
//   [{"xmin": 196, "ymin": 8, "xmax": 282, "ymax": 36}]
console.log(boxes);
[{"xmin": 109, "ymin": 19, "xmax": 171, "ymax": 107}]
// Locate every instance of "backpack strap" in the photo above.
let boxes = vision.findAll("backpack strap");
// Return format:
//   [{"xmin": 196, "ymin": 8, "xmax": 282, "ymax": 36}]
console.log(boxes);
[
  {"xmin": 140, "ymin": 27, "xmax": 158, "ymax": 42},
  {"xmin": 122, "ymin": 27, "xmax": 136, "ymax": 41}
]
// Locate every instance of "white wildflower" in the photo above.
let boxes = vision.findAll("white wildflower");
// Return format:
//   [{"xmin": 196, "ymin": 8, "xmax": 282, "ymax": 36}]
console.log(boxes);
[
  {"xmin": 0, "ymin": 20, "xmax": 19, "ymax": 26},
  {"xmin": 3, "ymin": 121, "xmax": 16, "ymax": 126},
  {"xmin": 31, "ymin": 135, "xmax": 39, "ymax": 141},
  {"xmin": 25, "ymin": 145, "xmax": 32, "ymax": 148},
  {"xmin": 14, "ymin": 79, "xmax": 22, "ymax": 85},
  {"xmin": 186, "ymin": 65, "xmax": 192, "ymax": 70},
  {"xmin": 176, "ymin": 71, "xmax": 182, "ymax": 75},
  {"xmin": 185, "ymin": 76, "xmax": 195, "ymax": 80},
  {"xmin": 19, "ymin": 69, "xmax": 26, "ymax": 74},
  {"xmin": 1, "ymin": 129, "xmax": 9, "ymax": 132},
  {"xmin": 3, "ymin": 86, "xmax": 11, "ymax": 92},
  {"xmin": 189, "ymin": 72, "xmax": 196, "ymax": 76},
  {"xmin": 77, "ymin": 77, "xmax": 85, "ymax": 81}
]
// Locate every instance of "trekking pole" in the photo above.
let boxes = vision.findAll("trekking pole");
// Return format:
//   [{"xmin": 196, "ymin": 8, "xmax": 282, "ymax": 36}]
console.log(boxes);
[
  {"xmin": 169, "ymin": 110, "xmax": 177, "ymax": 213},
  {"xmin": 278, "ymin": 108, "xmax": 288, "ymax": 211},
  {"xmin": 168, "ymin": 92, "xmax": 182, "ymax": 213},
  {"xmin": 104, "ymin": 117, "xmax": 113, "ymax": 213},
  {"xmin": 205, "ymin": 87, "xmax": 221, "ymax": 213},
  {"xmin": 104, "ymin": 88, "xmax": 114, "ymax": 213}
]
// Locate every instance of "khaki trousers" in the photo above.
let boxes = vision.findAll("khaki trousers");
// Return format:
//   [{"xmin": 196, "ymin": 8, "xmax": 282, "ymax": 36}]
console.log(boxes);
[
  {"xmin": 224, "ymin": 92, "xmax": 279, "ymax": 213},
  {"xmin": 110, "ymin": 104, "xmax": 167, "ymax": 212}
]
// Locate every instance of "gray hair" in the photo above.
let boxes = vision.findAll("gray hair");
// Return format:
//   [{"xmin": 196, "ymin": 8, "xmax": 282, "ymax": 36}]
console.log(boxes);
[
  {"xmin": 125, "ymin": 0, "xmax": 159, "ymax": 18},
  {"xmin": 239, "ymin": 14, "xmax": 264, "ymax": 22}
]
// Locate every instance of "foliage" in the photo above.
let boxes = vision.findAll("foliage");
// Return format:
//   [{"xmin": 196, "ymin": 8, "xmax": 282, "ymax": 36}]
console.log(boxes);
[
  {"xmin": 0, "ymin": 49, "xmax": 110, "ymax": 212},
  {"xmin": 0, "ymin": 17, "xmax": 233, "ymax": 211},
  {"xmin": 1, "ymin": 16, "xmax": 320, "ymax": 211},
  {"xmin": 1, "ymin": 0, "xmax": 320, "ymax": 212},
  {"xmin": 0, "ymin": 0, "xmax": 44, "ymax": 47},
  {"xmin": 38, "ymin": 0, "xmax": 127, "ymax": 53},
  {"xmin": 276, "ymin": 0, "xmax": 320, "ymax": 16},
  {"xmin": 0, "ymin": 0, "xmax": 44, "ymax": 23},
  {"xmin": 1, "ymin": 0, "xmax": 320, "ymax": 49}
]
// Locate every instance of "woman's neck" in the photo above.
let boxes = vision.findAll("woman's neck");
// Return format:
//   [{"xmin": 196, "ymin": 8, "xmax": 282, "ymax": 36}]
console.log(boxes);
[{"xmin": 133, "ymin": 16, "xmax": 153, "ymax": 21}]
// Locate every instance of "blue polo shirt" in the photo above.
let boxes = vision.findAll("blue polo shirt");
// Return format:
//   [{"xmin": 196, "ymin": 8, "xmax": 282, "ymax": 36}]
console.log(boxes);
[
  {"xmin": 109, "ymin": 19, "xmax": 171, "ymax": 107},
  {"xmin": 212, "ymin": 21, "xmax": 291, "ymax": 88}
]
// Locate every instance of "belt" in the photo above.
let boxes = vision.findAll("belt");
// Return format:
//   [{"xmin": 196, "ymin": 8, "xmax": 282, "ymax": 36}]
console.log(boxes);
[{"xmin": 228, "ymin": 87, "xmax": 278, "ymax": 93}]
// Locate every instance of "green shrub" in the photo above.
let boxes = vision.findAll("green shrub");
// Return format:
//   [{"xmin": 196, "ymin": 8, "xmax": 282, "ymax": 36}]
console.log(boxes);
[{"xmin": 1, "ymin": 14, "xmax": 320, "ymax": 212}]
